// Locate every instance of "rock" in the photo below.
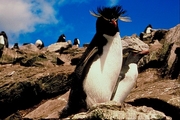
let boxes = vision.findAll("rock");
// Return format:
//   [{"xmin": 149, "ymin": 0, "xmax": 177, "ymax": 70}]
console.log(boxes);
[
  {"xmin": 0, "ymin": 65, "xmax": 75, "ymax": 119},
  {"xmin": 4, "ymin": 112, "xmax": 22, "ymax": 120},
  {"xmin": 71, "ymin": 101, "xmax": 171, "ymax": 120},
  {"xmin": 152, "ymin": 29, "xmax": 168, "ymax": 43},
  {"xmin": 19, "ymin": 52, "xmax": 58, "ymax": 67},
  {"xmin": 47, "ymin": 42, "xmax": 71, "ymax": 52},
  {"xmin": 138, "ymin": 24, "xmax": 180, "ymax": 78},
  {"xmin": 24, "ymin": 91, "xmax": 70, "ymax": 119},
  {"xmin": 19, "ymin": 43, "xmax": 40, "ymax": 52},
  {"xmin": 83, "ymin": 43, "xmax": 89, "ymax": 47},
  {"xmin": 0, "ymin": 48, "xmax": 20, "ymax": 64},
  {"xmin": 161, "ymin": 24, "xmax": 180, "ymax": 78},
  {"xmin": 170, "ymin": 47, "xmax": 180, "ymax": 79},
  {"xmin": 126, "ymin": 68, "xmax": 180, "ymax": 120},
  {"xmin": 122, "ymin": 35, "xmax": 149, "ymax": 52},
  {"xmin": 121, "ymin": 35, "xmax": 149, "ymax": 69}
]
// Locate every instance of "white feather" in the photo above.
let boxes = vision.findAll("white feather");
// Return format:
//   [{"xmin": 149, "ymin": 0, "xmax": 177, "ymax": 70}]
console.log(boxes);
[
  {"xmin": 119, "ymin": 16, "xmax": 131, "ymax": 22},
  {"xmin": 0, "ymin": 35, "xmax": 5, "ymax": 45},
  {"xmin": 77, "ymin": 39, "xmax": 80, "ymax": 45},
  {"xmin": 83, "ymin": 32, "xmax": 123, "ymax": 108},
  {"xmin": 35, "ymin": 39, "xmax": 43, "ymax": 46},
  {"xmin": 146, "ymin": 27, "xmax": 152, "ymax": 34},
  {"xmin": 113, "ymin": 63, "xmax": 138, "ymax": 103}
]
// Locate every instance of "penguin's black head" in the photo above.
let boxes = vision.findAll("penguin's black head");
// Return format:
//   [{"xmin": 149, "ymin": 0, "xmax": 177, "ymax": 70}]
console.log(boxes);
[
  {"xmin": 60, "ymin": 34, "xmax": 66, "ymax": 40},
  {"xmin": 90, "ymin": 6, "xmax": 131, "ymax": 36},
  {"xmin": 0, "ymin": 31, "xmax": 8, "ymax": 39},
  {"xmin": 147, "ymin": 24, "xmax": 152, "ymax": 28}
]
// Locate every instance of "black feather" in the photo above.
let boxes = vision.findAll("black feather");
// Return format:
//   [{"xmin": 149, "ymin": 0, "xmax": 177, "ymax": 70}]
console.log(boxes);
[{"xmin": 97, "ymin": 6, "xmax": 126, "ymax": 19}]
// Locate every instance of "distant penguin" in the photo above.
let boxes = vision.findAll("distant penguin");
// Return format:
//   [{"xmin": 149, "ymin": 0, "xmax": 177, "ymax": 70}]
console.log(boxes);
[
  {"xmin": 12, "ymin": 43, "xmax": 19, "ymax": 50},
  {"xmin": 140, "ymin": 24, "xmax": 153, "ymax": 40},
  {"xmin": 59, "ymin": 5, "xmax": 131, "ymax": 118},
  {"xmin": 73, "ymin": 38, "xmax": 80, "ymax": 47},
  {"xmin": 144, "ymin": 24, "xmax": 152, "ymax": 34},
  {"xmin": 112, "ymin": 50, "xmax": 149, "ymax": 103},
  {"xmin": 35, "ymin": 39, "xmax": 44, "ymax": 49},
  {"xmin": 0, "ymin": 31, "xmax": 8, "ymax": 48},
  {"xmin": 57, "ymin": 34, "xmax": 66, "ymax": 42},
  {"xmin": 0, "ymin": 35, "xmax": 5, "ymax": 50}
]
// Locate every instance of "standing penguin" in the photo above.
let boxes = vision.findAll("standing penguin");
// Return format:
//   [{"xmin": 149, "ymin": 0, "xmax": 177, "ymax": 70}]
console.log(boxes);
[
  {"xmin": 0, "ymin": 31, "xmax": 8, "ymax": 48},
  {"xmin": 112, "ymin": 50, "xmax": 149, "ymax": 103},
  {"xmin": 73, "ymin": 38, "xmax": 80, "ymax": 47},
  {"xmin": 144, "ymin": 24, "xmax": 153, "ymax": 34},
  {"xmin": 0, "ymin": 35, "xmax": 5, "ymax": 50},
  {"xmin": 59, "ymin": 5, "xmax": 131, "ymax": 118},
  {"xmin": 35, "ymin": 39, "xmax": 44, "ymax": 49},
  {"xmin": 57, "ymin": 34, "xmax": 66, "ymax": 42}
]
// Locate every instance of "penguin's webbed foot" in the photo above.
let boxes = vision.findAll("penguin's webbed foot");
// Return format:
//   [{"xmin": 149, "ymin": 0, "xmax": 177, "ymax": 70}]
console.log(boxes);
[{"xmin": 59, "ymin": 105, "xmax": 73, "ymax": 119}]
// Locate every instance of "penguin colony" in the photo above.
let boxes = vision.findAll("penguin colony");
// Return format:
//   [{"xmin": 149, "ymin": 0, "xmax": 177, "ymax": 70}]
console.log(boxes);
[{"xmin": 59, "ymin": 5, "xmax": 132, "ymax": 118}]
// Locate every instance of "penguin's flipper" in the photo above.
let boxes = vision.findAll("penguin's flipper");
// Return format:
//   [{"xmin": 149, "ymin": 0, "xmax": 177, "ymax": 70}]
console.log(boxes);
[
  {"xmin": 75, "ymin": 46, "xmax": 98, "ymax": 77},
  {"xmin": 82, "ymin": 47, "xmax": 98, "ymax": 65}
]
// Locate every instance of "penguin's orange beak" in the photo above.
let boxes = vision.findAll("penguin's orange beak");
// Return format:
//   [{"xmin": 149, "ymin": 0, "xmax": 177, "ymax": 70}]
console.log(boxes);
[{"xmin": 111, "ymin": 20, "xmax": 117, "ymax": 27}]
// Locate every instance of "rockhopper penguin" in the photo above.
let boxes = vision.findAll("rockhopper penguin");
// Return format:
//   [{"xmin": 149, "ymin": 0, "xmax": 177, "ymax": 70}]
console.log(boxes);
[
  {"xmin": 112, "ymin": 50, "xmax": 149, "ymax": 103},
  {"xmin": 0, "ymin": 31, "xmax": 8, "ymax": 48},
  {"xmin": 59, "ymin": 5, "xmax": 131, "ymax": 118}
]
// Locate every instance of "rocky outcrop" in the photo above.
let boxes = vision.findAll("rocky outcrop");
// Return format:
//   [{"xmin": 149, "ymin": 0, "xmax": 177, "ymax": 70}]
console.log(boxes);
[
  {"xmin": 47, "ymin": 42, "xmax": 72, "ymax": 52},
  {"xmin": 138, "ymin": 24, "xmax": 180, "ymax": 78},
  {"xmin": 0, "ymin": 24, "xmax": 180, "ymax": 119},
  {"xmin": 71, "ymin": 101, "xmax": 171, "ymax": 120},
  {"xmin": 0, "ymin": 65, "xmax": 74, "ymax": 119}
]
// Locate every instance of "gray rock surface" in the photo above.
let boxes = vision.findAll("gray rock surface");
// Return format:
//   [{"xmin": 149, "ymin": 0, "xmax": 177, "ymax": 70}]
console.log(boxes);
[
  {"xmin": 47, "ymin": 42, "xmax": 71, "ymax": 52},
  {"xmin": 71, "ymin": 101, "xmax": 172, "ymax": 120}
]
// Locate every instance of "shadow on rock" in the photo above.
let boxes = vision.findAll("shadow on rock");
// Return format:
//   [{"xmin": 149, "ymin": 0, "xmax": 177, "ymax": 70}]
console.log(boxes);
[{"xmin": 128, "ymin": 98, "xmax": 180, "ymax": 120}]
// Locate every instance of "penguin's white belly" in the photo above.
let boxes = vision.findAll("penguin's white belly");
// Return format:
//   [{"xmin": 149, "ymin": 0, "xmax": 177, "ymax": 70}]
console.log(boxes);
[
  {"xmin": 0, "ymin": 36, "xmax": 5, "ymax": 45},
  {"xmin": 113, "ymin": 63, "xmax": 138, "ymax": 103},
  {"xmin": 83, "ymin": 32, "xmax": 123, "ymax": 108},
  {"xmin": 146, "ymin": 27, "xmax": 152, "ymax": 34}
]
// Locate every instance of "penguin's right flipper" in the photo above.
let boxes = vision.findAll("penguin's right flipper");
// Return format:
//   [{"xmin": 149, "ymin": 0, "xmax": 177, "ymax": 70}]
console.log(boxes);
[
  {"xmin": 59, "ymin": 47, "xmax": 99, "ymax": 119},
  {"xmin": 75, "ymin": 46, "xmax": 98, "ymax": 78}
]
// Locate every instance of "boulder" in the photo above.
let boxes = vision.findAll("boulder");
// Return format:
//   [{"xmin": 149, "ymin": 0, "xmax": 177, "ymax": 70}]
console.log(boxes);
[
  {"xmin": 0, "ymin": 65, "xmax": 75, "ymax": 119},
  {"xmin": 24, "ymin": 91, "xmax": 70, "ymax": 119},
  {"xmin": 19, "ymin": 43, "xmax": 39, "ymax": 52},
  {"xmin": 122, "ymin": 35, "xmax": 149, "ymax": 52},
  {"xmin": 138, "ymin": 24, "xmax": 180, "ymax": 78},
  {"xmin": 47, "ymin": 42, "xmax": 71, "ymax": 52},
  {"xmin": 71, "ymin": 101, "xmax": 171, "ymax": 120},
  {"xmin": 0, "ymin": 48, "xmax": 19, "ymax": 64}
]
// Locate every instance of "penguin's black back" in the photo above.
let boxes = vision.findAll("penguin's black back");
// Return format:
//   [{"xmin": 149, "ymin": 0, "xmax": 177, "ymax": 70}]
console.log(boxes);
[{"xmin": 57, "ymin": 34, "xmax": 66, "ymax": 42}]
